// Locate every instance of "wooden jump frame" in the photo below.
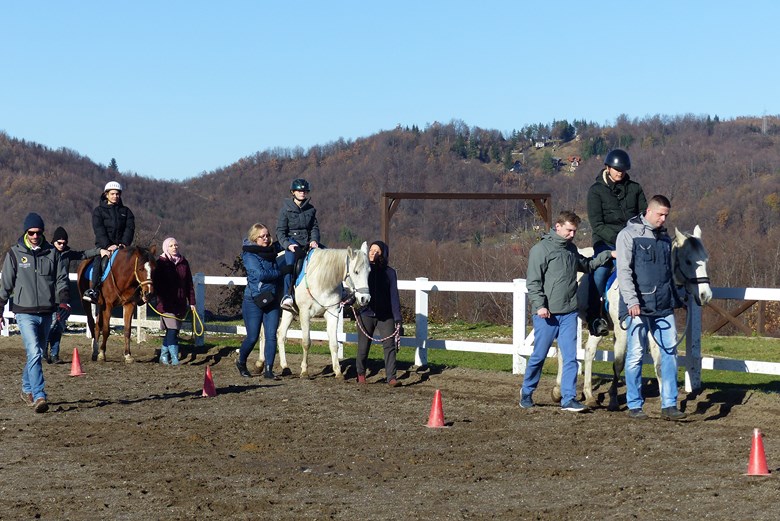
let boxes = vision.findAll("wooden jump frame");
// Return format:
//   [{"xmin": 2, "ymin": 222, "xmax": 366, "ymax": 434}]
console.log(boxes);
[{"xmin": 380, "ymin": 192, "xmax": 552, "ymax": 245}]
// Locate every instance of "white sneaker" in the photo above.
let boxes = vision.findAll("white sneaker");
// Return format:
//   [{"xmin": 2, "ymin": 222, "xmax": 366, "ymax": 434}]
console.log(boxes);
[{"xmin": 280, "ymin": 296, "xmax": 295, "ymax": 311}]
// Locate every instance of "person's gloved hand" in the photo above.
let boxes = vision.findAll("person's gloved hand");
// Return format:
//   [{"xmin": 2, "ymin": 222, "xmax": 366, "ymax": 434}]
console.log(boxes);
[{"xmin": 395, "ymin": 321, "xmax": 404, "ymax": 337}]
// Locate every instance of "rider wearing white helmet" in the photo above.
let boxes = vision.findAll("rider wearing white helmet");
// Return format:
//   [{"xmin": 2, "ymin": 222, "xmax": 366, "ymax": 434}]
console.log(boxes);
[{"xmin": 83, "ymin": 181, "xmax": 136, "ymax": 302}]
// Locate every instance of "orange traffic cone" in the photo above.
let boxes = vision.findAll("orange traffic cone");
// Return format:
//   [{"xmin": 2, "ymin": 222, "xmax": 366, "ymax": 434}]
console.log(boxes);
[
  {"xmin": 746, "ymin": 428, "xmax": 771, "ymax": 476},
  {"xmin": 69, "ymin": 348, "xmax": 85, "ymax": 377},
  {"xmin": 426, "ymin": 389, "xmax": 446, "ymax": 428},
  {"xmin": 202, "ymin": 366, "xmax": 216, "ymax": 397}
]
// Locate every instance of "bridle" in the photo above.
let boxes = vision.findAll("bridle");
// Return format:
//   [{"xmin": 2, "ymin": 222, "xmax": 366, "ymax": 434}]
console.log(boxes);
[
  {"xmin": 109, "ymin": 250, "xmax": 153, "ymax": 305},
  {"xmin": 303, "ymin": 250, "xmax": 369, "ymax": 317},
  {"xmin": 672, "ymin": 238, "xmax": 710, "ymax": 300}
]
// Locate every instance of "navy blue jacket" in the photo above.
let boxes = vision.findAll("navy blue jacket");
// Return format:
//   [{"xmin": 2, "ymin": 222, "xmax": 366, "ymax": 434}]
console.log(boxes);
[{"xmin": 241, "ymin": 240, "xmax": 283, "ymax": 302}]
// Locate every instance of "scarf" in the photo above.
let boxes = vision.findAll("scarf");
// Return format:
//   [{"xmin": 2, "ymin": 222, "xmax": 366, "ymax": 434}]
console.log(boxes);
[{"xmin": 162, "ymin": 237, "xmax": 182, "ymax": 265}]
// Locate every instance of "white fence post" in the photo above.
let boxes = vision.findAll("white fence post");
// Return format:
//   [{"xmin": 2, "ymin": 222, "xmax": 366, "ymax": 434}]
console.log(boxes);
[
  {"xmin": 193, "ymin": 273, "xmax": 206, "ymax": 347},
  {"xmin": 414, "ymin": 277, "xmax": 429, "ymax": 367},
  {"xmin": 512, "ymin": 278, "xmax": 527, "ymax": 374},
  {"xmin": 136, "ymin": 303, "xmax": 147, "ymax": 343},
  {"xmin": 1, "ymin": 301, "xmax": 8, "ymax": 337},
  {"xmin": 684, "ymin": 300, "xmax": 703, "ymax": 392}
]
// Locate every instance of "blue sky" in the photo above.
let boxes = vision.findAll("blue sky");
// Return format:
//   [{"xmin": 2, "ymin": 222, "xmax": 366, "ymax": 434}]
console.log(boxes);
[{"xmin": 2, "ymin": 1, "xmax": 778, "ymax": 181}]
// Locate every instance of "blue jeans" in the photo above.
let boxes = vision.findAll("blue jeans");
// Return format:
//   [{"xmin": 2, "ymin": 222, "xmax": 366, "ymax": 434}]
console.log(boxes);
[
  {"xmin": 17, "ymin": 313, "xmax": 52, "ymax": 401},
  {"xmin": 522, "ymin": 311, "xmax": 578, "ymax": 404},
  {"xmin": 587, "ymin": 242, "xmax": 614, "ymax": 319},
  {"xmin": 625, "ymin": 313, "xmax": 680, "ymax": 410},
  {"xmin": 283, "ymin": 249, "xmax": 297, "ymax": 297},
  {"xmin": 47, "ymin": 307, "xmax": 71, "ymax": 359},
  {"xmin": 239, "ymin": 297, "xmax": 281, "ymax": 367}
]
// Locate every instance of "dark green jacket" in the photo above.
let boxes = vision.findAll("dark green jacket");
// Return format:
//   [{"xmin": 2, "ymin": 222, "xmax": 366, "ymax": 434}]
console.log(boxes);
[
  {"xmin": 587, "ymin": 169, "xmax": 647, "ymax": 247},
  {"xmin": 526, "ymin": 230, "xmax": 612, "ymax": 314}
]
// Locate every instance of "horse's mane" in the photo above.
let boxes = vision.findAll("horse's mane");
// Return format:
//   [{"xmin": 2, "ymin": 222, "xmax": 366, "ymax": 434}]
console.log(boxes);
[
  {"xmin": 309, "ymin": 248, "xmax": 349, "ymax": 288},
  {"xmin": 122, "ymin": 246, "xmax": 157, "ymax": 265}
]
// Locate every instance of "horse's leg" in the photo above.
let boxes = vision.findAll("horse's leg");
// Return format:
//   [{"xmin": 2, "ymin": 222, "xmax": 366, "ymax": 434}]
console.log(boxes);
[
  {"xmin": 610, "ymin": 320, "xmax": 628, "ymax": 412},
  {"xmin": 299, "ymin": 309, "xmax": 311, "ymax": 379},
  {"xmin": 552, "ymin": 346, "xmax": 563, "ymax": 403},
  {"xmin": 122, "ymin": 303, "xmax": 134, "ymax": 363},
  {"xmin": 582, "ymin": 333, "xmax": 602, "ymax": 407},
  {"xmin": 98, "ymin": 307, "xmax": 111, "ymax": 362},
  {"xmin": 276, "ymin": 311, "xmax": 292, "ymax": 376},
  {"xmin": 325, "ymin": 312, "xmax": 343, "ymax": 379},
  {"xmin": 255, "ymin": 323, "xmax": 266, "ymax": 371},
  {"xmin": 86, "ymin": 303, "xmax": 100, "ymax": 361}
]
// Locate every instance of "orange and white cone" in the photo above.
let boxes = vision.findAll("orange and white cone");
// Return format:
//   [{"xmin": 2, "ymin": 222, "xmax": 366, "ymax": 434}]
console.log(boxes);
[
  {"xmin": 426, "ymin": 389, "xmax": 446, "ymax": 428},
  {"xmin": 69, "ymin": 348, "xmax": 85, "ymax": 377},
  {"xmin": 202, "ymin": 366, "xmax": 216, "ymax": 397},
  {"xmin": 746, "ymin": 428, "xmax": 771, "ymax": 476}
]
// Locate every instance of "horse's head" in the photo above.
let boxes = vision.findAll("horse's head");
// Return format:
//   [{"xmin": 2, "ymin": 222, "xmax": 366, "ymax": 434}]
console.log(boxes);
[
  {"xmin": 132, "ymin": 245, "xmax": 157, "ymax": 303},
  {"xmin": 344, "ymin": 242, "xmax": 371, "ymax": 308},
  {"xmin": 673, "ymin": 226, "xmax": 712, "ymax": 306}
]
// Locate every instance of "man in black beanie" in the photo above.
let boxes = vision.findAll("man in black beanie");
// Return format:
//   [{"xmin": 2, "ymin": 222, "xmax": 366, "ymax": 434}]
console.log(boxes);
[
  {"xmin": 0, "ymin": 213, "xmax": 70, "ymax": 413},
  {"xmin": 44, "ymin": 226, "xmax": 105, "ymax": 364}
]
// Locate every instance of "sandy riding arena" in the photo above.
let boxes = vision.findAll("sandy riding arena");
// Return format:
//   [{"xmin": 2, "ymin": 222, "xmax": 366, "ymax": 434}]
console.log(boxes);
[{"xmin": 1, "ymin": 333, "xmax": 779, "ymax": 520}]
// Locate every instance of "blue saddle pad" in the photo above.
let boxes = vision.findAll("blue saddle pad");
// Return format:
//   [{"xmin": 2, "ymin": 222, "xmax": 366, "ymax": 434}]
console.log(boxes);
[
  {"xmin": 85, "ymin": 250, "xmax": 120, "ymax": 283},
  {"xmin": 294, "ymin": 249, "xmax": 315, "ymax": 287}
]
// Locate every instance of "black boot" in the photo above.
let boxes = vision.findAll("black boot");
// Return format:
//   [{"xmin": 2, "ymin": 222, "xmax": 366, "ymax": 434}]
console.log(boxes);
[
  {"xmin": 263, "ymin": 368, "xmax": 280, "ymax": 380},
  {"xmin": 236, "ymin": 360, "xmax": 252, "ymax": 378}
]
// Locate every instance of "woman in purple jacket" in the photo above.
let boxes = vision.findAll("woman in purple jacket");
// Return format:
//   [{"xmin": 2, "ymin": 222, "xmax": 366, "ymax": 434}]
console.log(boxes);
[{"xmin": 152, "ymin": 237, "xmax": 196, "ymax": 365}]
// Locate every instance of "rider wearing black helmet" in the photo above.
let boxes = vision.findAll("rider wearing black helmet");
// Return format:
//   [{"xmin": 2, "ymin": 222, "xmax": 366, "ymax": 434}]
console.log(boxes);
[
  {"xmin": 585, "ymin": 149, "xmax": 647, "ymax": 335},
  {"xmin": 276, "ymin": 178, "xmax": 321, "ymax": 311}
]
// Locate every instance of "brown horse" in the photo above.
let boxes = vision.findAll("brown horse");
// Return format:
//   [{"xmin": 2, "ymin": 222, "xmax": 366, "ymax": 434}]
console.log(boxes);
[{"xmin": 77, "ymin": 246, "xmax": 157, "ymax": 363}]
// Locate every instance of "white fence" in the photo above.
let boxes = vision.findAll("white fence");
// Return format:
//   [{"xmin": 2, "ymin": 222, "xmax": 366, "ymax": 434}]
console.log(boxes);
[{"xmin": 3, "ymin": 274, "xmax": 780, "ymax": 391}]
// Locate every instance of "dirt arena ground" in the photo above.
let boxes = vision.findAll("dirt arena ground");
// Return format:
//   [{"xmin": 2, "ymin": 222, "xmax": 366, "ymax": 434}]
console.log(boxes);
[{"xmin": 1, "ymin": 331, "xmax": 779, "ymax": 521}]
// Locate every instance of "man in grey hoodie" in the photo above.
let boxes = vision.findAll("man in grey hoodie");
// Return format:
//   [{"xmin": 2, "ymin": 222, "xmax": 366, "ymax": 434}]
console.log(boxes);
[
  {"xmin": 0, "ymin": 213, "xmax": 70, "ymax": 413},
  {"xmin": 520, "ymin": 211, "xmax": 614, "ymax": 412}
]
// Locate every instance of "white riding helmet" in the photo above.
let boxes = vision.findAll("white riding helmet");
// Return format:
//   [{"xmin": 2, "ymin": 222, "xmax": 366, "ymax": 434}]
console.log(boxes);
[{"xmin": 104, "ymin": 181, "xmax": 122, "ymax": 192}]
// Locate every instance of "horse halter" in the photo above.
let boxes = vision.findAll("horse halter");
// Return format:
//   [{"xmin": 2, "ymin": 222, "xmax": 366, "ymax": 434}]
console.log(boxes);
[
  {"xmin": 133, "ymin": 255, "xmax": 154, "ymax": 300},
  {"xmin": 342, "ymin": 253, "xmax": 369, "ymax": 302},
  {"xmin": 672, "ymin": 240, "xmax": 710, "ymax": 287}
]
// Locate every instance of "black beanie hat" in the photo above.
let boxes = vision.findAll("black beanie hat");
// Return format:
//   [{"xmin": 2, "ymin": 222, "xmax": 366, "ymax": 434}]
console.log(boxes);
[
  {"xmin": 52, "ymin": 226, "xmax": 68, "ymax": 243},
  {"xmin": 23, "ymin": 212, "xmax": 45, "ymax": 232}
]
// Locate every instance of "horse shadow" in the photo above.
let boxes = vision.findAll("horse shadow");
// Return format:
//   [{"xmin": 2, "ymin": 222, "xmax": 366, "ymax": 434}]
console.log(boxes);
[{"xmin": 683, "ymin": 381, "xmax": 780, "ymax": 420}]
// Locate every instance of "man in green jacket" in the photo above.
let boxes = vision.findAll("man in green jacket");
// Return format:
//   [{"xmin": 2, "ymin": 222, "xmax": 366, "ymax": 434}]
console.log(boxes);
[{"xmin": 520, "ymin": 211, "xmax": 613, "ymax": 412}]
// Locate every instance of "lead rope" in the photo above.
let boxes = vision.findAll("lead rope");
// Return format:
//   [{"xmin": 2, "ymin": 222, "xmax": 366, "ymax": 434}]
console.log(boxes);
[
  {"xmin": 146, "ymin": 301, "xmax": 205, "ymax": 337},
  {"xmin": 354, "ymin": 309, "xmax": 401, "ymax": 350}
]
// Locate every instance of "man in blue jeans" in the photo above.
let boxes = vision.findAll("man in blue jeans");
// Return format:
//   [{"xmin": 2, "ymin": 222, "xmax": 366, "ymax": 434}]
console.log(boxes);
[
  {"xmin": 616, "ymin": 195, "xmax": 687, "ymax": 421},
  {"xmin": 520, "ymin": 211, "xmax": 614, "ymax": 412},
  {"xmin": 0, "ymin": 213, "xmax": 71, "ymax": 413}
]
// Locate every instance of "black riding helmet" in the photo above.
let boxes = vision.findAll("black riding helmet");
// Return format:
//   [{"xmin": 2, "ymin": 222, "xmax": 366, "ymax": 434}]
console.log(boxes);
[
  {"xmin": 290, "ymin": 178, "xmax": 311, "ymax": 192},
  {"xmin": 604, "ymin": 149, "xmax": 631, "ymax": 172}
]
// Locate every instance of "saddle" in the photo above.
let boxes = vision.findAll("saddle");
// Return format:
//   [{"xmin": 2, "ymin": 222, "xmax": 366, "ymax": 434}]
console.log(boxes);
[{"xmin": 86, "ymin": 250, "xmax": 120, "ymax": 283}]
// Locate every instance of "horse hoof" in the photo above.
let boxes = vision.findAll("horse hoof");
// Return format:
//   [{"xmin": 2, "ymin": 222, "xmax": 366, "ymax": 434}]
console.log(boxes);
[
  {"xmin": 97, "ymin": 352, "xmax": 106, "ymax": 362},
  {"xmin": 551, "ymin": 387, "xmax": 562, "ymax": 403},
  {"xmin": 281, "ymin": 367, "xmax": 293, "ymax": 377},
  {"xmin": 335, "ymin": 373, "xmax": 345, "ymax": 381},
  {"xmin": 300, "ymin": 371, "xmax": 309, "ymax": 379},
  {"xmin": 124, "ymin": 355, "xmax": 134, "ymax": 364},
  {"xmin": 255, "ymin": 360, "xmax": 265, "ymax": 371}
]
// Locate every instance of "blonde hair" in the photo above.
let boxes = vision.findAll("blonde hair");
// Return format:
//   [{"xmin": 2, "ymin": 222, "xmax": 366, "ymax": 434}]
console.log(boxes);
[{"xmin": 247, "ymin": 223, "xmax": 270, "ymax": 242}]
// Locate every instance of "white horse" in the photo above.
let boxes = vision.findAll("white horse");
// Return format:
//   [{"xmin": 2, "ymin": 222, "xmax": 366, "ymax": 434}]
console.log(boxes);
[
  {"xmin": 256, "ymin": 243, "xmax": 371, "ymax": 379},
  {"xmin": 553, "ymin": 226, "xmax": 712, "ymax": 409}
]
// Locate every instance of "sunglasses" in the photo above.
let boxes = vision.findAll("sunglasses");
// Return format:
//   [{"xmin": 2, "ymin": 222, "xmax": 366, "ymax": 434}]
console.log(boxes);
[
  {"xmin": 27, "ymin": 230, "xmax": 43, "ymax": 237},
  {"xmin": 54, "ymin": 240, "xmax": 67, "ymax": 246}
]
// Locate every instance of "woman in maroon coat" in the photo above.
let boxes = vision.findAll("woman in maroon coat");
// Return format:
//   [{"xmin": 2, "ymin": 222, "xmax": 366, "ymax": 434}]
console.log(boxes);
[{"xmin": 152, "ymin": 237, "xmax": 196, "ymax": 365}]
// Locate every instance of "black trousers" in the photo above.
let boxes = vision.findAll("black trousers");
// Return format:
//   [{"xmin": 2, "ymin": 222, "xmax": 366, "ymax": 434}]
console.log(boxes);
[{"xmin": 356, "ymin": 315, "xmax": 397, "ymax": 381}]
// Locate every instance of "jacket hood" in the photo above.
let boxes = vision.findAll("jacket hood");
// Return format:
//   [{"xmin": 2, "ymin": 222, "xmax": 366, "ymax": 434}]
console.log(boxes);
[
  {"xmin": 370, "ymin": 240, "xmax": 389, "ymax": 267},
  {"xmin": 596, "ymin": 168, "xmax": 633, "ymax": 187}
]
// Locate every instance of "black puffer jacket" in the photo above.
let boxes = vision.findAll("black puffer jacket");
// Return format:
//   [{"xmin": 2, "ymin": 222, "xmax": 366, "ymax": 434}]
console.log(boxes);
[
  {"xmin": 92, "ymin": 196, "xmax": 135, "ymax": 249},
  {"xmin": 587, "ymin": 169, "xmax": 647, "ymax": 247}
]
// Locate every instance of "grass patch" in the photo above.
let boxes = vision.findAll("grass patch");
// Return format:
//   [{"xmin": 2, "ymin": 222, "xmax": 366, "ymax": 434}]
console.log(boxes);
[{"xmin": 202, "ymin": 320, "xmax": 780, "ymax": 389}]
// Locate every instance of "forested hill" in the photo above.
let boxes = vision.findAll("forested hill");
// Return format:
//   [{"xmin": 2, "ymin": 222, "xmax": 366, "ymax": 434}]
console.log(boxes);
[{"xmin": 1, "ymin": 115, "xmax": 780, "ymax": 298}]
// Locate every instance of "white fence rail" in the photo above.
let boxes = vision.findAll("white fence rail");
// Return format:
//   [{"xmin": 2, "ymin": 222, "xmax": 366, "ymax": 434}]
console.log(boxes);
[{"xmin": 3, "ymin": 274, "xmax": 780, "ymax": 391}]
